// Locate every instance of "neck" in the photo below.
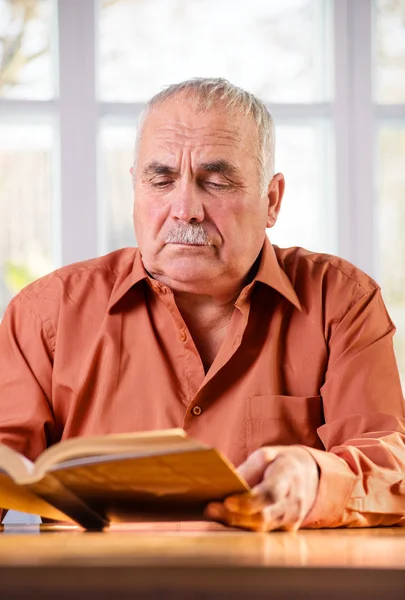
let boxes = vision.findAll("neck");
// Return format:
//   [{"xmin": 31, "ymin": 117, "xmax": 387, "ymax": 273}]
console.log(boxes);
[
  {"xmin": 173, "ymin": 291, "xmax": 238, "ymax": 373},
  {"xmin": 174, "ymin": 289, "xmax": 237, "ymax": 327}
]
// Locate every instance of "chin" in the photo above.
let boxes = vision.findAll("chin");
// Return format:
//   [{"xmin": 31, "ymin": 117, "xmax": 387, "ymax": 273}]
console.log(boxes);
[{"xmin": 160, "ymin": 259, "xmax": 218, "ymax": 289}]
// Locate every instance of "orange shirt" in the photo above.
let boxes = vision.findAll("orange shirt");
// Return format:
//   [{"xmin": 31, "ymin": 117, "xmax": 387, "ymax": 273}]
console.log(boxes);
[{"xmin": 0, "ymin": 238, "xmax": 404, "ymax": 528}]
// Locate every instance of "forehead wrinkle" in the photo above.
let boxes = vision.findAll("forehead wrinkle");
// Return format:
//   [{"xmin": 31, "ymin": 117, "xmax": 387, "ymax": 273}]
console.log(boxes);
[
  {"xmin": 151, "ymin": 122, "xmax": 243, "ymax": 146},
  {"xmin": 142, "ymin": 139, "xmax": 245, "ymax": 174}
]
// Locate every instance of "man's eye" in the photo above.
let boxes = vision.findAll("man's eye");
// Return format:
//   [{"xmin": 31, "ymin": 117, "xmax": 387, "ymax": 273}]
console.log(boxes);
[
  {"xmin": 152, "ymin": 180, "xmax": 173, "ymax": 188},
  {"xmin": 206, "ymin": 181, "xmax": 229, "ymax": 189}
]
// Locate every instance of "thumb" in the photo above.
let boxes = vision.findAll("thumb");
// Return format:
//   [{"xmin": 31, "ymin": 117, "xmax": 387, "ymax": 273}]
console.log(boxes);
[{"xmin": 236, "ymin": 446, "xmax": 284, "ymax": 487}]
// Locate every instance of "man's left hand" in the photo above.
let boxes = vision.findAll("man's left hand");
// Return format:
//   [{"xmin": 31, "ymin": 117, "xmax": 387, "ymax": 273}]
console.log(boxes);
[{"xmin": 205, "ymin": 446, "xmax": 319, "ymax": 532}]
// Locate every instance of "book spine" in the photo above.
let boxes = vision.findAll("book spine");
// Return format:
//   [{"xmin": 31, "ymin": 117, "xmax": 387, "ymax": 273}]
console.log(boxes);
[{"xmin": 27, "ymin": 474, "xmax": 109, "ymax": 530}]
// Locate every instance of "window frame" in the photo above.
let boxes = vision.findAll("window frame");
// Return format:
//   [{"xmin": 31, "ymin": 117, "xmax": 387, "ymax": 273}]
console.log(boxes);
[{"xmin": 0, "ymin": 0, "xmax": 404, "ymax": 276}]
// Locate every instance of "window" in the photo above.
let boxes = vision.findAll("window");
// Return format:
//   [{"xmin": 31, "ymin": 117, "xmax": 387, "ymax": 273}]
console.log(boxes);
[
  {"xmin": 0, "ymin": 123, "xmax": 54, "ymax": 314},
  {"xmin": 98, "ymin": 0, "xmax": 335, "ymax": 254},
  {"xmin": 375, "ymin": 0, "xmax": 405, "ymax": 386},
  {"xmin": 99, "ymin": 0, "xmax": 330, "ymax": 103},
  {"xmin": 0, "ymin": 0, "xmax": 57, "ymax": 315},
  {"xmin": 377, "ymin": 126, "xmax": 405, "ymax": 382},
  {"xmin": 375, "ymin": 0, "xmax": 405, "ymax": 104},
  {"xmin": 1, "ymin": 0, "xmax": 404, "ymax": 384}
]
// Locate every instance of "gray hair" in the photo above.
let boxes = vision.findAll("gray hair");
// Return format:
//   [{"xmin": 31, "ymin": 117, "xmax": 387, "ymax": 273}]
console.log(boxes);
[{"xmin": 133, "ymin": 77, "xmax": 275, "ymax": 195}]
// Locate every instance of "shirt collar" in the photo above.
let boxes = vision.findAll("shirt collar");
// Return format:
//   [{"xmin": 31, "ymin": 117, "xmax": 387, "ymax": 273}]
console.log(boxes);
[
  {"xmin": 107, "ymin": 237, "xmax": 302, "ymax": 313},
  {"xmin": 252, "ymin": 236, "xmax": 302, "ymax": 311},
  {"xmin": 107, "ymin": 249, "xmax": 149, "ymax": 313}
]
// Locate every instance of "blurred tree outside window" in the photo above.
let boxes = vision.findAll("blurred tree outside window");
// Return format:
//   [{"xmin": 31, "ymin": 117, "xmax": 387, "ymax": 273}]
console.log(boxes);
[
  {"xmin": 0, "ymin": 0, "xmax": 55, "ymax": 316},
  {"xmin": 0, "ymin": 0, "xmax": 54, "ymax": 98}
]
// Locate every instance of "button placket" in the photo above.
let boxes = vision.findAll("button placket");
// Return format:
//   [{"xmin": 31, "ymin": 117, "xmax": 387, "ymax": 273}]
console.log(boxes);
[{"xmin": 152, "ymin": 284, "xmax": 206, "ymax": 398}]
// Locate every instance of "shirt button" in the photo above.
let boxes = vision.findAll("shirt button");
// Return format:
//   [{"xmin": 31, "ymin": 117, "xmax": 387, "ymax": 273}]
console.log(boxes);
[
  {"xmin": 179, "ymin": 330, "xmax": 187, "ymax": 342},
  {"xmin": 191, "ymin": 405, "xmax": 203, "ymax": 416}
]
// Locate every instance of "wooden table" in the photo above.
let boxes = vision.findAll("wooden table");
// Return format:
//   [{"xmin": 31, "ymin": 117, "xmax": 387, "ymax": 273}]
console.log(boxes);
[{"xmin": 1, "ymin": 523, "xmax": 405, "ymax": 599}]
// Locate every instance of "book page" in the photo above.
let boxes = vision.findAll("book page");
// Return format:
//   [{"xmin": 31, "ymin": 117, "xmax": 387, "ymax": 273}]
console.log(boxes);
[
  {"xmin": 31, "ymin": 429, "xmax": 208, "ymax": 482},
  {"xmin": 0, "ymin": 444, "xmax": 35, "ymax": 481}
]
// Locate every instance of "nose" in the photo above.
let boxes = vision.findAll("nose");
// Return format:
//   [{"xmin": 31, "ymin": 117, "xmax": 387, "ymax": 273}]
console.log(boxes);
[{"xmin": 170, "ymin": 180, "xmax": 204, "ymax": 223}]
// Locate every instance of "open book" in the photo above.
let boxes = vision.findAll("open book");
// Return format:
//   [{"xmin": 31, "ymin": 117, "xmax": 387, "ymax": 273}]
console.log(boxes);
[{"xmin": 0, "ymin": 429, "xmax": 249, "ymax": 529}]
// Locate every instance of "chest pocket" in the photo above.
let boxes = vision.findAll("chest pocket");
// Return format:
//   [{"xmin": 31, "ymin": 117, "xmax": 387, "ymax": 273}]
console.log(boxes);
[{"xmin": 244, "ymin": 395, "xmax": 324, "ymax": 456}]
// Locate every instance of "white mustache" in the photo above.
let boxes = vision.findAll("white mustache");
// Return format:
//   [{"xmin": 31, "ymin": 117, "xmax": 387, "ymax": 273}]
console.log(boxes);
[{"xmin": 165, "ymin": 223, "xmax": 210, "ymax": 245}]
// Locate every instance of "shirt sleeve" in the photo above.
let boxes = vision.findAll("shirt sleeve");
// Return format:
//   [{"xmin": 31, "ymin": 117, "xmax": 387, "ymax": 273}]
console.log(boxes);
[
  {"xmin": 301, "ymin": 287, "xmax": 405, "ymax": 528},
  {"xmin": 0, "ymin": 292, "xmax": 55, "ymax": 462},
  {"xmin": 0, "ymin": 292, "xmax": 56, "ymax": 524}
]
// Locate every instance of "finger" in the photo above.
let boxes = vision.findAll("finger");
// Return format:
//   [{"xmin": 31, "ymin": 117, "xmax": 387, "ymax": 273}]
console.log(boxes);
[
  {"xmin": 204, "ymin": 502, "xmax": 227, "ymax": 521},
  {"xmin": 230, "ymin": 457, "xmax": 290, "ymax": 511},
  {"xmin": 262, "ymin": 497, "xmax": 302, "ymax": 532},
  {"xmin": 226, "ymin": 463, "xmax": 306, "ymax": 524},
  {"xmin": 224, "ymin": 487, "xmax": 305, "ymax": 531},
  {"xmin": 224, "ymin": 492, "xmax": 265, "ymax": 515},
  {"xmin": 259, "ymin": 458, "xmax": 310, "ymax": 530},
  {"xmin": 206, "ymin": 497, "xmax": 301, "ymax": 533},
  {"xmin": 206, "ymin": 502, "xmax": 278, "ymax": 532},
  {"xmin": 224, "ymin": 485, "xmax": 281, "ymax": 515},
  {"xmin": 261, "ymin": 452, "xmax": 318, "ymax": 524},
  {"xmin": 228, "ymin": 502, "xmax": 288, "ymax": 532},
  {"xmin": 204, "ymin": 502, "xmax": 250, "ymax": 528},
  {"xmin": 226, "ymin": 454, "xmax": 296, "ymax": 515},
  {"xmin": 236, "ymin": 447, "xmax": 284, "ymax": 486}
]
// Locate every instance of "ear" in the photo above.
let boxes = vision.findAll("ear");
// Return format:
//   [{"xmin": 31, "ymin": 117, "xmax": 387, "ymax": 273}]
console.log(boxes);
[
  {"xmin": 266, "ymin": 173, "xmax": 285, "ymax": 228},
  {"xmin": 130, "ymin": 166, "xmax": 136, "ymax": 189}
]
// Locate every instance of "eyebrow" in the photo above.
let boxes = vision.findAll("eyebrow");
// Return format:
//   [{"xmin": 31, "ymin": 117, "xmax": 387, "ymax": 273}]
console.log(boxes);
[
  {"xmin": 142, "ymin": 162, "xmax": 177, "ymax": 177},
  {"xmin": 142, "ymin": 159, "xmax": 239, "ymax": 179},
  {"xmin": 199, "ymin": 160, "xmax": 239, "ymax": 178}
]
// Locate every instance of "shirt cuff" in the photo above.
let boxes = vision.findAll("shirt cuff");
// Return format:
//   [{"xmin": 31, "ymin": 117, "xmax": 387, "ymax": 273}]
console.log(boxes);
[{"xmin": 299, "ymin": 446, "xmax": 357, "ymax": 528}]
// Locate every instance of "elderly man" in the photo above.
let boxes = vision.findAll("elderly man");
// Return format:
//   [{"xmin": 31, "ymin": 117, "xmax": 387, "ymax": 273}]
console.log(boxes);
[{"xmin": 0, "ymin": 78, "xmax": 404, "ymax": 531}]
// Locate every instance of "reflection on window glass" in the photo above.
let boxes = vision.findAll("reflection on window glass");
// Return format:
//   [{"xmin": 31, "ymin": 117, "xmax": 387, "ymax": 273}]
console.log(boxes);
[
  {"xmin": 0, "ymin": 124, "xmax": 54, "ymax": 316},
  {"xmin": 377, "ymin": 126, "xmax": 405, "ymax": 384},
  {"xmin": 271, "ymin": 122, "xmax": 335, "ymax": 254},
  {"xmin": 0, "ymin": 0, "xmax": 54, "ymax": 99},
  {"xmin": 375, "ymin": 0, "xmax": 405, "ymax": 104},
  {"xmin": 100, "ymin": 123, "xmax": 137, "ymax": 252},
  {"xmin": 100, "ymin": 120, "xmax": 335, "ymax": 258},
  {"xmin": 99, "ymin": 0, "xmax": 330, "ymax": 103}
]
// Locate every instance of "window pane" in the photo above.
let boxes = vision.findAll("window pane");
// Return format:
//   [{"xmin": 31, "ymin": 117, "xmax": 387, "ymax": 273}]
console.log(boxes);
[
  {"xmin": 271, "ymin": 122, "xmax": 336, "ymax": 254},
  {"xmin": 100, "ymin": 121, "xmax": 336, "ymax": 259},
  {"xmin": 375, "ymin": 0, "xmax": 405, "ymax": 104},
  {"xmin": 0, "ymin": 0, "xmax": 55, "ymax": 100},
  {"xmin": 0, "ymin": 123, "xmax": 55, "ymax": 316},
  {"xmin": 377, "ymin": 125, "xmax": 405, "ymax": 384},
  {"xmin": 100, "ymin": 123, "xmax": 136, "ymax": 252},
  {"xmin": 99, "ymin": 0, "xmax": 331, "ymax": 103}
]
